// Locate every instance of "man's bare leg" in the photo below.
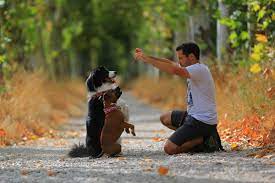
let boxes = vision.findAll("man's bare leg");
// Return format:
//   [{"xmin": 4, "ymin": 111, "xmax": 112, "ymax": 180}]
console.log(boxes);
[
  {"xmin": 164, "ymin": 138, "xmax": 203, "ymax": 155},
  {"xmin": 160, "ymin": 111, "xmax": 177, "ymax": 130}
]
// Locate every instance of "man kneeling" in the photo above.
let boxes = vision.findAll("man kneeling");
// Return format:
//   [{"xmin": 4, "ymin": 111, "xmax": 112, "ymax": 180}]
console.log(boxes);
[{"xmin": 134, "ymin": 43, "xmax": 223, "ymax": 154}]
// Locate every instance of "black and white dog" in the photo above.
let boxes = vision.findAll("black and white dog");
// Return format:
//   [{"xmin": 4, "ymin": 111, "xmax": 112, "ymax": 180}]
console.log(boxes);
[
  {"xmin": 86, "ymin": 66, "xmax": 117, "ymax": 93},
  {"xmin": 68, "ymin": 66, "xmax": 129, "ymax": 158},
  {"xmin": 86, "ymin": 66, "xmax": 129, "ymax": 122}
]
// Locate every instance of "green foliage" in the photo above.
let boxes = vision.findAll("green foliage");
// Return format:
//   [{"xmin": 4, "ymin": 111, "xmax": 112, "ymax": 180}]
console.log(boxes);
[
  {"xmin": 0, "ymin": 0, "xmax": 274, "ymax": 80},
  {"xmin": 0, "ymin": 0, "xmax": 143, "ymax": 80},
  {"xmin": 217, "ymin": 0, "xmax": 274, "ymax": 73}
]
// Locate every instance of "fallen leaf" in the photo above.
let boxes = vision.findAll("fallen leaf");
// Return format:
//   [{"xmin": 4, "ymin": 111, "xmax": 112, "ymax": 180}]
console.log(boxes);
[
  {"xmin": 263, "ymin": 154, "xmax": 274, "ymax": 159},
  {"xmin": 21, "ymin": 169, "xmax": 29, "ymax": 176},
  {"xmin": 47, "ymin": 170, "xmax": 57, "ymax": 176},
  {"xmin": 0, "ymin": 129, "xmax": 6, "ymax": 137},
  {"xmin": 152, "ymin": 137, "xmax": 164, "ymax": 142},
  {"xmin": 117, "ymin": 157, "xmax": 126, "ymax": 160},
  {"xmin": 153, "ymin": 129, "xmax": 166, "ymax": 134},
  {"xmin": 247, "ymin": 152, "xmax": 257, "ymax": 157},
  {"xmin": 158, "ymin": 166, "xmax": 169, "ymax": 176},
  {"xmin": 267, "ymin": 161, "xmax": 275, "ymax": 166},
  {"xmin": 267, "ymin": 87, "xmax": 275, "ymax": 99},
  {"xmin": 144, "ymin": 158, "xmax": 153, "ymax": 163},
  {"xmin": 29, "ymin": 135, "xmax": 38, "ymax": 140},
  {"xmin": 231, "ymin": 143, "xmax": 239, "ymax": 151},
  {"xmin": 143, "ymin": 167, "xmax": 153, "ymax": 172},
  {"xmin": 263, "ymin": 68, "xmax": 272, "ymax": 80},
  {"xmin": 254, "ymin": 154, "xmax": 265, "ymax": 158}
]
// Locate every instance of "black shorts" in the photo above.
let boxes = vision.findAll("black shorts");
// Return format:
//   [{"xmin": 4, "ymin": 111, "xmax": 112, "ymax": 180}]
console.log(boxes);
[{"xmin": 169, "ymin": 110, "xmax": 217, "ymax": 146}]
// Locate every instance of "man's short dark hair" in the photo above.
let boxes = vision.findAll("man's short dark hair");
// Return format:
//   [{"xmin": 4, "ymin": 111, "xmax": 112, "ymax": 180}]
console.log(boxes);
[{"xmin": 176, "ymin": 42, "xmax": 200, "ymax": 60}]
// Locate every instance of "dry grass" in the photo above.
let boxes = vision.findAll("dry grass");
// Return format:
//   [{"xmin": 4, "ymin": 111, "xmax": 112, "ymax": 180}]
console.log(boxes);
[
  {"xmin": 129, "ymin": 68, "xmax": 275, "ymax": 146},
  {"xmin": 129, "ymin": 76, "xmax": 187, "ymax": 110},
  {"xmin": 0, "ymin": 71, "xmax": 86, "ymax": 145}
]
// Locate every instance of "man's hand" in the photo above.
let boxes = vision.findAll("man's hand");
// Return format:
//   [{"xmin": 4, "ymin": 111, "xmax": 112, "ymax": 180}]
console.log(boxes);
[{"xmin": 134, "ymin": 48, "xmax": 145, "ymax": 61}]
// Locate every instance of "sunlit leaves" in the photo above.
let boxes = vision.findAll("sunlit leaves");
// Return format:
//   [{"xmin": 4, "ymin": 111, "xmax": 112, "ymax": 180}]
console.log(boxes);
[
  {"xmin": 62, "ymin": 22, "xmax": 83, "ymax": 50},
  {"xmin": 251, "ymin": 2, "xmax": 260, "ymax": 12},
  {"xmin": 0, "ymin": 55, "xmax": 5, "ymax": 64},
  {"xmin": 260, "ymin": 19, "xmax": 271, "ymax": 30},
  {"xmin": 249, "ymin": 43, "xmax": 265, "ymax": 73},
  {"xmin": 240, "ymin": 31, "xmax": 249, "ymax": 41},
  {"xmin": 253, "ymin": 43, "xmax": 264, "ymax": 55},
  {"xmin": 250, "ymin": 63, "xmax": 261, "ymax": 73},
  {"xmin": 220, "ymin": 0, "xmax": 273, "ymax": 70},
  {"xmin": 220, "ymin": 18, "xmax": 240, "ymax": 29},
  {"xmin": 229, "ymin": 32, "xmax": 239, "ymax": 48},
  {"xmin": 250, "ymin": 53, "xmax": 261, "ymax": 62},
  {"xmin": 257, "ymin": 8, "xmax": 266, "ymax": 21},
  {"xmin": 255, "ymin": 34, "xmax": 268, "ymax": 43}
]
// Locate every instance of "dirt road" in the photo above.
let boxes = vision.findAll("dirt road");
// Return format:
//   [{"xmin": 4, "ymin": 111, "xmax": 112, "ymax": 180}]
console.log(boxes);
[{"xmin": 0, "ymin": 93, "xmax": 274, "ymax": 182}]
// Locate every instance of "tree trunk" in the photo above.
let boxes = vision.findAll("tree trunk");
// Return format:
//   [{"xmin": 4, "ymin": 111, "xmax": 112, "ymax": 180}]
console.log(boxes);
[
  {"xmin": 146, "ymin": 42, "xmax": 159, "ymax": 81},
  {"xmin": 247, "ymin": 4, "xmax": 252, "ymax": 54},
  {"xmin": 69, "ymin": 50, "xmax": 80, "ymax": 79},
  {"xmin": 189, "ymin": 16, "xmax": 195, "ymax": 41},
  {"xmin": 217, "ymin": 0, "xmax": 229, "ymax": 68}
]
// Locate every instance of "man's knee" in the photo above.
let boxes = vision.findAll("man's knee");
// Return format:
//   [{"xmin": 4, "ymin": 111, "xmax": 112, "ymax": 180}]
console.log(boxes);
[
  {"xmin": 164, "ymin": 140, "xmax": 178, "ymax": 155},
  {"xmin": 160, "ymin": 112, "xmax": 172, "ymax": 126}
]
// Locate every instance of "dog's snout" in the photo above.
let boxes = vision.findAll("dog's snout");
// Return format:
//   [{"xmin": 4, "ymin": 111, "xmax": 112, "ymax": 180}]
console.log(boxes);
[{"xmin": 109, "ymin": 71, "xmax": 117, "ymax": 78}]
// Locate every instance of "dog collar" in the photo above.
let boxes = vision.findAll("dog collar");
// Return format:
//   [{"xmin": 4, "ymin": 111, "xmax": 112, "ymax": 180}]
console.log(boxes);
[{"xmin": 104, "ymin": 104, "xmax": 119, "ymax": 117}]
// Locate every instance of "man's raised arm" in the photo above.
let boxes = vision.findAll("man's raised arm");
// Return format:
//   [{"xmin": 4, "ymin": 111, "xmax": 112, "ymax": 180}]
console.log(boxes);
[{"xmin": 134, "ymin": 48, "xmax": 190, "ymax": 78}]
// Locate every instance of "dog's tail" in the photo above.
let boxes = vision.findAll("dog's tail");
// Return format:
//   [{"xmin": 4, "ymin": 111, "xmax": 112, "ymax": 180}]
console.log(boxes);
[{"xmin": 68, "ymin": 143, "xmax": 90, "ymax": 158}]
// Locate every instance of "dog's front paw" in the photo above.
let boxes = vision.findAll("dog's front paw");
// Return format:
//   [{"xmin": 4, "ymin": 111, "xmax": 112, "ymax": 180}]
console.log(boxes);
[
  {"xmin": 124, "ymin": 128, "xmax": 130, "ymax": 134},
  {"xmin": 130, "ymin": 127, "xmax": 136, "ymax": 136}
]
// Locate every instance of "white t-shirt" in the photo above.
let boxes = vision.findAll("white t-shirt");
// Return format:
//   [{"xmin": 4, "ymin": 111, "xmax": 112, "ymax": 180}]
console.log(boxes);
[{"xmin": 185, "ymin": 63, "xmax": 217, "ymax": 125}]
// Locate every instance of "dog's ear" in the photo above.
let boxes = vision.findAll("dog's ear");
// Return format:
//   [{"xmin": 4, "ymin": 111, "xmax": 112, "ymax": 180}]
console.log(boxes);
[
  {"xmin": 99, "ymin": 66, "xmax": 107, "ymax": 71},
  {"xmin": 92, "ymin": 72, "xmax": 103, "ymax": 88}
]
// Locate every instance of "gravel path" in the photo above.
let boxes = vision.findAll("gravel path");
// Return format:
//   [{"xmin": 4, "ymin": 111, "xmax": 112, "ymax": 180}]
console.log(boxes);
[{"xmin": 0, "ymin": 93, "xmax": 274, "ymax": 183}]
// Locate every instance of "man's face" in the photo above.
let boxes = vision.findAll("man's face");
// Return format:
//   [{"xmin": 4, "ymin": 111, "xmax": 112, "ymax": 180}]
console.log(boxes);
[{"xmin": 176, "ymin": 50, "xmax": 191, "ymax": 67}]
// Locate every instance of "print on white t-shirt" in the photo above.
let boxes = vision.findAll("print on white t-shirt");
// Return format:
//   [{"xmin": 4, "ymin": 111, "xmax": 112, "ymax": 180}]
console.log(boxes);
[{"xmin": 185, "ymin": 63, "xmax": 217, "ymax": 125}]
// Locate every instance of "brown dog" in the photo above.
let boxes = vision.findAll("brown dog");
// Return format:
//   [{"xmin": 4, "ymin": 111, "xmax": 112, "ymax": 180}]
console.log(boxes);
[{"xmin": 101, "ymin": 88, "xmax": 135, "ymax": 156}]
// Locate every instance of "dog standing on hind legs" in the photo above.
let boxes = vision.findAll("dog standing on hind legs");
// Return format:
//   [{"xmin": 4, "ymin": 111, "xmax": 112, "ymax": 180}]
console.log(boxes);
[
  {"xmin": 68, "ymin": 87, "xmax": 135, "ymax": 158},
  {"xmin": 68, "ymin": 66, "xmax": 131, "ymax": 158},
  {"xmin": 86, "ymin": 66, "xmax": 130, "ymax": 122},
  {"xmin": 101, "ymin": 88, "xmax": 135, "ymax": 157},
  {"xmin": 68, "ymin": 92, "xmax": 105, "ymax": 158},
  {"xmin": 69, "ymin": 66, "xmax": 116, "ymax": 158}
]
